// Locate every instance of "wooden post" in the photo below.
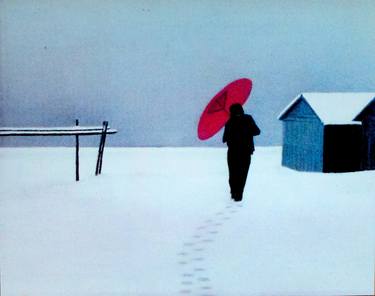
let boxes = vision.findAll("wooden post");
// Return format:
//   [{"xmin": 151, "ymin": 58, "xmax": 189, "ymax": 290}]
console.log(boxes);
[
  {"xmin": 95, "ymin": 121, "xmax": 108, "ymax": 175},
  {"xmin": 98, "ymin": 121, "xmax": 108, "ymax": 174},
  {"xmin": 95, "ymin": 131, "xmax": 103, "ymax": 176},
  {"xmin": 75, "ymin": 119, "xmax": 80, "ymax": 181}
]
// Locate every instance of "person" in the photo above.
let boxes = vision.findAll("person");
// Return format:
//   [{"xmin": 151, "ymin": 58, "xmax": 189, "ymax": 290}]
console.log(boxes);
[{"xmin": 223, "ymin": 103, "xmax": 260, "ymax": 201}]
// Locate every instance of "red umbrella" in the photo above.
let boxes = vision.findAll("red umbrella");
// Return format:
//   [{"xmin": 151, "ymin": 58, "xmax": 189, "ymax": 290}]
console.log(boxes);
[{"xmin": 197, "ymin": 78, "xmax": 252, "ymax": 140}]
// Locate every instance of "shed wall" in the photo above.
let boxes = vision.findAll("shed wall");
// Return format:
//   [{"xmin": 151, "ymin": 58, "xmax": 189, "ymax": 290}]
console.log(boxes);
[
  {"xmin": 282, "ymin": 118, "xmax": 324, "ymax": 171},
  {"xmin": 281, "ymin": 98, "xmax": 324, "ymax": 171},
  {"xmin": 280, "ymin": 97, "xmax": 317, "ymax": 119}
]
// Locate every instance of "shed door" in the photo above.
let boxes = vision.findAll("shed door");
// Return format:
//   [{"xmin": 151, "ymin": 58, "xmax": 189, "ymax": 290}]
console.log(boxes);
[{"xmin": 323, "ymin": 125, "xmax": 363, "ymax": 173}]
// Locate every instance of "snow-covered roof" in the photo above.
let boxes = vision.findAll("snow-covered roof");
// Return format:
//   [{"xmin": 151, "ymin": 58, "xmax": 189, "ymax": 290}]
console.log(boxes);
[{"xmin": 278, "ymin": 92, "xmax": 375, "ymax": 124}]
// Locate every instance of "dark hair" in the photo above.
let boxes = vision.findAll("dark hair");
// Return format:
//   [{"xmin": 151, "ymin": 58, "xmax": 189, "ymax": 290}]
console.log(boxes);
[{"xmin": 229, "ymin": 103, "xmax": 244, "ymax": 116}]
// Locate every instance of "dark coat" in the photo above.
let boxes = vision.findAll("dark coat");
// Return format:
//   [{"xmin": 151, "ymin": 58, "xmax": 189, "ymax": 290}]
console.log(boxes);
[{"xmin": 222, "ymin": 114, "xmax": 261, "ymax": 154}]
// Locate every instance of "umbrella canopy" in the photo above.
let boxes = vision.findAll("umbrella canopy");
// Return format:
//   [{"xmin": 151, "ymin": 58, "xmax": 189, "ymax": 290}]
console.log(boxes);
[{"xmin": 197, "ymin": 78, "xmax": 252, "ymax": 140}]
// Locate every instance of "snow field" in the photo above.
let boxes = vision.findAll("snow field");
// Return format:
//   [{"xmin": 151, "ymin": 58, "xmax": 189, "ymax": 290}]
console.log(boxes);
[{"xmin": 0, "ymin": 147, "xmax": 374, "ymax": 296}]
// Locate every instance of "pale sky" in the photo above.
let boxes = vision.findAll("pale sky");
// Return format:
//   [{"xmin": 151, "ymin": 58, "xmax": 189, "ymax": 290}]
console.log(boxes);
[{"xmin": 1, "ymin": 0, "xmax": 375, "ymax": 146}]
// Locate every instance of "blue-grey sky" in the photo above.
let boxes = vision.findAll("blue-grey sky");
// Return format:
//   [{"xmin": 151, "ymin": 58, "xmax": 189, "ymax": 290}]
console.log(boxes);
[{"xmin": 1, "ymin": 0, "xmax": 375, "ymax": 146}]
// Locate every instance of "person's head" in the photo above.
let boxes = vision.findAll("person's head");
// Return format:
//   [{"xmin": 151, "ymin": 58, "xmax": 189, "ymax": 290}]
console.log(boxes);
[{"xmin": 229, "ymin": 103, "xmax": 244, "ymax": 117}]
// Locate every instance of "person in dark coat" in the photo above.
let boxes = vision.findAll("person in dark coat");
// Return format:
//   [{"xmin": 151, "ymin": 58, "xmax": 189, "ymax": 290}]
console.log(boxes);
[{"xmin": 223, "ymin": 103, "xmax": 261, "ymax": 201}]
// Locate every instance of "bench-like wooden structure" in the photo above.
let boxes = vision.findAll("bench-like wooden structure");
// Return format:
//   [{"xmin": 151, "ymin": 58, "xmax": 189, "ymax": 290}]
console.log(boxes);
[{"xmin": 0, "ymin": 120, "xmax": 117, "ymax": 181}]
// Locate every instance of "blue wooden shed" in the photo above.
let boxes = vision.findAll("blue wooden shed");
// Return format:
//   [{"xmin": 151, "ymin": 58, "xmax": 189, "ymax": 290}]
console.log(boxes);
[{"xmin": 278, "ymin": 93, "xmax": 375, "ymax": 173}]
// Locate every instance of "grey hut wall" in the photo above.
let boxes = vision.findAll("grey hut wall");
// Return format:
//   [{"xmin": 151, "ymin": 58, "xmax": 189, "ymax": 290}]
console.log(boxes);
[{"xmin": 281, "ymin": 99, "xmax": 324, "ymax": 171}]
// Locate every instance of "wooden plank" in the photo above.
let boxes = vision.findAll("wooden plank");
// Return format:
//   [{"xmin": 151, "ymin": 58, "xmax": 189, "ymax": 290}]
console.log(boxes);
[
  {"xmin": 0, "ymin": 126, "xmax": 108, "ymax": 131},
  {"xmin": 0, "ymin": 129, "xmax": 117, "ymax": 136}
]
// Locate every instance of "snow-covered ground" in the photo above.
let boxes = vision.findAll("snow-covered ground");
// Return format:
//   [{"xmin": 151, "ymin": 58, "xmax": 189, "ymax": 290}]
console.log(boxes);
[{"xmin": 0, "ymin": 147, "xmax": 374, "ymax": 296}]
